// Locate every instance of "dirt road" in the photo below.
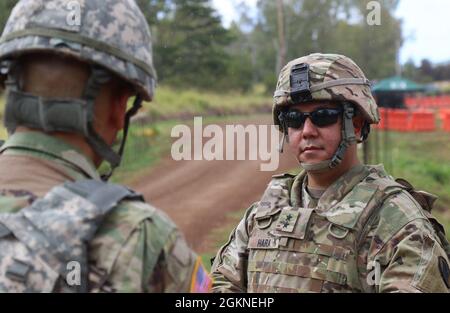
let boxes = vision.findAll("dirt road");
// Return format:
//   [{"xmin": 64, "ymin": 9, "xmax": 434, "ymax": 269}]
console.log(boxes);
[{"xmin": 131, "ymin": 116, "xmax": 299, "ymax": 253}]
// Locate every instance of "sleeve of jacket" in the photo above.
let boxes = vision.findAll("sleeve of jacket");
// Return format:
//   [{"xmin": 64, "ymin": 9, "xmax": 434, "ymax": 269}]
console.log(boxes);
[
  {"xmin": 93, "ymin": 202, "xmax": 211, "ymax": 293},
  {"xmin": 148, "ymin": 227, "xmax": 212, "ymax": 293},
  {"xmin": 365, "ymin": 192, "xmax": 450, "ymax": 293},
  {"xmin": 210, "ymin": 204, "xmax": 257, "ymax": 293}
]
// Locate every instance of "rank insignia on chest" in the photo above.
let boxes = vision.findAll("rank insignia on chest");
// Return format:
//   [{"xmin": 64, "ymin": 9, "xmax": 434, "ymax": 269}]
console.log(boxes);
[{"xmin": 275, "ymin": 209, "xmax": 300, "ymax": 233}]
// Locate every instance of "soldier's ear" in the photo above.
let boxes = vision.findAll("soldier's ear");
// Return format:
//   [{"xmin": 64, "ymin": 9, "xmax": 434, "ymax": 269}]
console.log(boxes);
[{"xmin": 109, "ymin": 81, "xmax": 132, "ymax": 130}]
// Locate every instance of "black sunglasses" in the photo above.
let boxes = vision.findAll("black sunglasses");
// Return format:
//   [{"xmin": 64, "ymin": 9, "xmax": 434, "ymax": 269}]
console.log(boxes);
[{"xmin": 280, "ymin": 108, "xmax": 343, "ymax": 129}]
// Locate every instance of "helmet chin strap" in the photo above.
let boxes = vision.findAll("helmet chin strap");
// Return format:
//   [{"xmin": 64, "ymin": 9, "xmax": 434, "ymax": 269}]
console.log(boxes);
[
  {"xmin": 278, "ymin": 110, "xmax": 290, "ymax": 153},
  {"xmin": 3, "ymin": 60, "xmax": 142, "ymax": 182},
  {"xmin": 278, "ymin": 134, "xmax": 286, "ymax": 153},
  {"xmin": 300, "ymin": 102, "xmax": 357, "ymax": 173},
  {"xmin": 100, "ymin": 95, "xmax": 142, "ymax": 181}
]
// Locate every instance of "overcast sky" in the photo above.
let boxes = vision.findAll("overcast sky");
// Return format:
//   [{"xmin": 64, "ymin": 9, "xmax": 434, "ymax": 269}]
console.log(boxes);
[{"xmin": 212, "ymin": 0, "xmax": 450, "ymax": 65}]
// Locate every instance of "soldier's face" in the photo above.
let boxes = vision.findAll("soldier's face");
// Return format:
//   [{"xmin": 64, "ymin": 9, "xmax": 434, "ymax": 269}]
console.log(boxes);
[{"xmin": 287, "ymin": 102, "xmax": 342, "ymax": 165}]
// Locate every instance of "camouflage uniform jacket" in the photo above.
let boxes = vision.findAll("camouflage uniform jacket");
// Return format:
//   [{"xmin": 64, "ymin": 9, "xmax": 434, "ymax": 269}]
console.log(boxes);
[
  {"xmin": 0, "ymin": 131, "xmax": 208, "ymax": 292},
  {"xmin": 211, "ymin": 164, "xmax": 450, "ymax": 293}
]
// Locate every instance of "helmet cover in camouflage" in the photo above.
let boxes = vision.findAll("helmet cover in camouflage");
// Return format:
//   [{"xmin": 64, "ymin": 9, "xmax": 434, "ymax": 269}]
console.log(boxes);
[
  {"xmin": 273, "ymin": 53, "xmax": 379, "ymax": 127},
  {"xmin": 0, "ymin": 0, "xmax": 156, "ymax": 101}
]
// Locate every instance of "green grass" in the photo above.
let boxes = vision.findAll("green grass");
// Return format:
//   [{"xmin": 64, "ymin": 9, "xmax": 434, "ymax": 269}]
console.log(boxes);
[
  {"xmin": 435, "ymin": 212, "xmax": 450, "ymax": 238},
  {"xmin": 140, "ymin": 84, "xmax": 271, "ymax": 120},
  {"xmin": 108, "ymin": 119, "xmax": 177, "ymax": 184},
  {"xmin": 0, "ymin": 96, "xmax": 6, "ymax": 139}
]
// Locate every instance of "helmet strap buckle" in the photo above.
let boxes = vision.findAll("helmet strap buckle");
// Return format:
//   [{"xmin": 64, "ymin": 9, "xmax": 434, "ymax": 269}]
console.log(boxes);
[{"xmin": 329, "ymin": 102, "xmax": 357, "ymax": 169}]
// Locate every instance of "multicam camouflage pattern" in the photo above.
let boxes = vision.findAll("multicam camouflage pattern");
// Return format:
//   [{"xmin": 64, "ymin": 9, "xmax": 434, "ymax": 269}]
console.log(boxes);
[
  {"xmin": 273, "ymin": 53, "xmax": 379, "ymax": 126},
  {"xmin": 0, "ymin": 132, "xmax": 209, "ymax": 292},
  {"xmin": 211, "ymin": 165, "xmax": 450, "ymax": 293},
  {"xmin": 0, "ymin": 0, "xmax": 156, "ymax": 100}
]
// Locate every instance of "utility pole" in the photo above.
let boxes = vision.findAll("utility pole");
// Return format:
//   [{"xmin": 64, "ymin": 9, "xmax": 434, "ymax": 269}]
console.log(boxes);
[{"xmin": 276, "ymin": 0, "xmax": 286, "ymax": 75}]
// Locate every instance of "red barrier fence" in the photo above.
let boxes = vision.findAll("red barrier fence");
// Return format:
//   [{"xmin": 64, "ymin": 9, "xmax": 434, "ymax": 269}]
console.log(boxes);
[
  {"xmin": 388, "ymin": 110, "xmax": 410, "ymax": 131},
  {"xmin": 375, "ymin": 108, "xmax": 447, "ymax": 132},
  {"xmin": 377, "ymin": 108, "xmax": 388, "ymax": 130},
  {"xmin": 440, "ymin": 109, "xmax": 450, "ymax": 121},
  {"xmin": 408, "ymin": 110, "xmax": 436, "ymax": 131},
  {"xmin": 443, "ymin": 111, "xmax": 450, "ymax": 132}
]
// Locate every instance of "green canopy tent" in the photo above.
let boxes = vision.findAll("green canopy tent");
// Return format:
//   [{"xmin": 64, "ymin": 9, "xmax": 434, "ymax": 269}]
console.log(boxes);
[
  {"xmin": 372, "ymin": 76, "xmax": 426, "ymax": 108},
  {"xmin": 372, "ymin": 76, "xmax": 426, "ymax": 93}
]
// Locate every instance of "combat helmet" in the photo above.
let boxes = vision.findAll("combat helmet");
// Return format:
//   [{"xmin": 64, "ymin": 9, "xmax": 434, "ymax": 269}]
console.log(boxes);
[
  {"xmin": 273, "ymin": 53, "xmax": 379, "ymax": 172},
  {"xmin": 0, "ymin": 0, "xmax": 157, "ymax": 179}
]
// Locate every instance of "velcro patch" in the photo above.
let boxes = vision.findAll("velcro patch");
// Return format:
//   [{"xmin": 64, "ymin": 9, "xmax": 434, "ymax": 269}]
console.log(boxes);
[
  {"xmin": 275, "ymin": 209, "xmax": 299, "ymax": 233},
  {"xmin": 248, "ymin": 236, "xmax": 280, "ymax": 249}
]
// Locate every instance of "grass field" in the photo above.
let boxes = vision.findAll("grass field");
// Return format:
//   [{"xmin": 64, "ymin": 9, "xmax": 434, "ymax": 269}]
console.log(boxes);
[{"xmin": 143, "ymin": 85, "xmax": 271, "ymax": 120}]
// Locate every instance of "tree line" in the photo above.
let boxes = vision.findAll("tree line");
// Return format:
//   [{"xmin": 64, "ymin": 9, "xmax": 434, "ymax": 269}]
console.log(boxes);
[
  {"xmin": 1, "ymin": 0, "xmax": 448, "ymax": 94},
  {"xmin": 403, "ymin": 59, "xmax": 450, "ymax": 84}
]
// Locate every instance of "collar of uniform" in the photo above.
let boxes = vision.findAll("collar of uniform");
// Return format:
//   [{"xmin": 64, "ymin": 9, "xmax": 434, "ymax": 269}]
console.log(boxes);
[
  {"xmin": 316, "ymin": 164, "xmax": 370, "ymax": 212},
  {"xmin": 0, "ymin": 131, "xmax": 100, "ymax": 180},
  {"xmin": 366, "ymin": 164, "xmax": 390, "ymax": 178},
  {"xmin": 292, "ymin": 173, "xmax": 325, "ymax": 208},
  {"xmin": 291, "ymin": 171, "xmax": 307, "ymax": 207},
  {"xmin": 290, "ymin": 164, "xmax": 370, "ymax": 211}
]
